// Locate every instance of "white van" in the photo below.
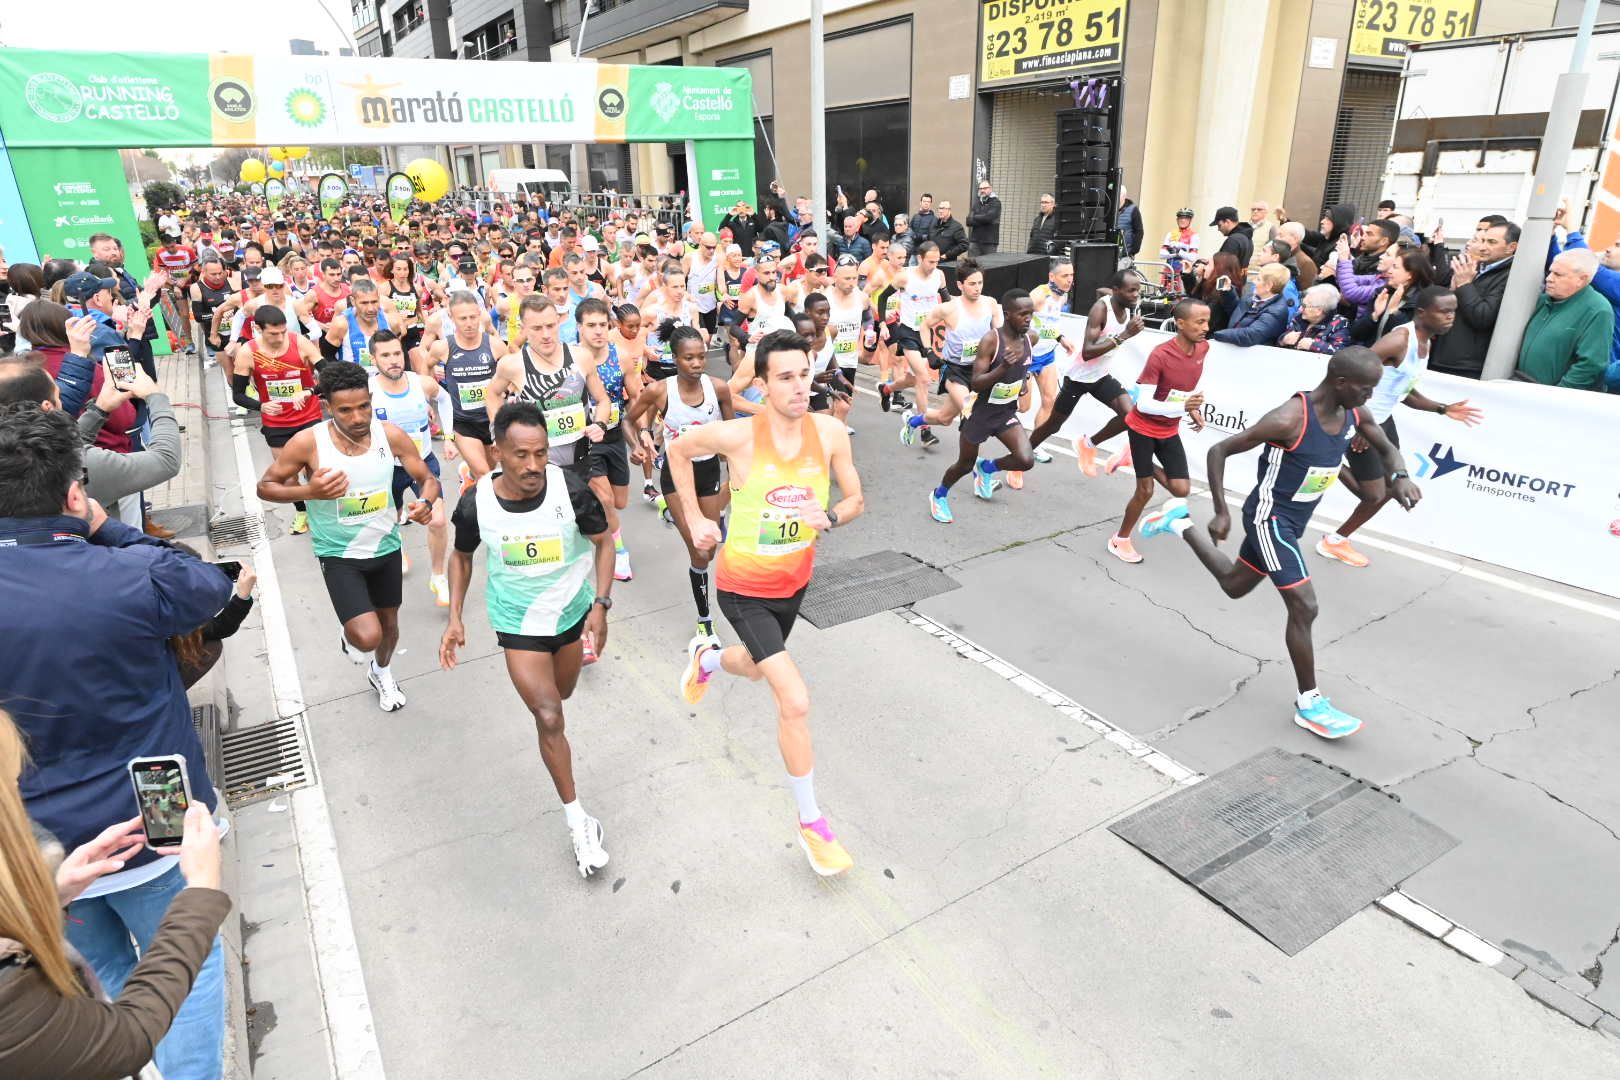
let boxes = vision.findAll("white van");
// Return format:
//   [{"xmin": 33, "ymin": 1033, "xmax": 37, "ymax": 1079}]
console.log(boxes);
[{"xmin": 485, "ymin": 168, "xmax": 570, "ymax": 201}]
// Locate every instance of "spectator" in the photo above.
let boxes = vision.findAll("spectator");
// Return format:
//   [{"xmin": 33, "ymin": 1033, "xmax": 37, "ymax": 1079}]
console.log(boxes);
[
  {"xmin": 0, "ymin": 403, "xmax": 232, "ymax": 1080},
  {"xmin": 860, "ymin": 200, "xmax": 890, "ymax": 240},
  {"xmin": 1551, "ymin": 224, "xmax": 1620, "ymax": 391},
  {"xmin": 87, "ymin": 234, "xmax": 162, "ymax": 380},
  {"xmin": 966, "ymin": 180, "xmax": 1002, "ymax": 255},
  {"xmin": 1430, "ymin": 219, "xmax": 1518, "ymax": 379},
  {"xmin": 15, "ymin": 302, "xmax": 136, "ymax": 451},
  {"xmin": 1353, "ymin": 218, "xmax": 1401, "ymax": 275},
  {"xmin": 1213, "ymin": 263, "xmax": 1291, "ymax": 345},
  {"xmin": 1210, "ymin": 206, "xmax": 1254, "ymax": 267},
  {"xmin": 932, "ymin": 200, "xmax": 969, "ymax": 261},
  {"xmin": 1188, "ymin": 252, "xmax": 1245, "ymax": 332},
  {"xmin": 5, "ymin": 263, "xmax": 42, "ymax": 351},
  {"xmin": 759, "ymin": 203, "xmax": 791, "ymax": 254},
  {"xmin": 1331, "ymin": 235, "xmax": 1390, "ymax": 319},
  {"xmin": 892, "ymin": 214, "xmax": 911, "ymax": 247},
  {"xmin": 1305, "ymin": 203, "xmax": 1356, "ymax": 268},
  {"xmin": 1376, "ymin": 199, "xmax": 1398, "ymax": 219},
  {"xmin": 830, "ymin": 214, "xmax": 872, "ymax": 263},
  {"xmin": 1516, "ymin": 248, "xmax": 1614, "ymax": 390},
  {"xmin": 0, "ymin": 711, "xmax": 230, "ymax": 1078},
  {"xmin": 1277, "ymin": 221, "xmax": 1318, "ymax": 289},
  {"xmin": 1247, "ymin": 240, "xmax": 1301, "ymax": 310},
  {"xmin": 718, "ymin": 202, "xmax": 758, "ymax": 254},
  {"xmin": 1117, "ymin": 187, "xmax": 1145, "ymax": 258},
  {"xmin": 1350, "ymin": 248, "xmax": 1434, "ymax": 345},
  {"xmin": 63, "ymin": 270, "xmax": 150, "ymax": 367},
  {"xmin": 910, "ymin": 194, "xmax": 938, "ymax": 245},
  {"xmin": 1027, "ymin": 193, "xmax": 1059, "ymax": 255},
  {"xmin": 171, "ymin": 554, "xmax": 257, "ymax": 688},
  {"xmin": 1279, "ymin": 283, "xmax": 1352, "ymax": 353},
  {"xmin": 1248, "ymin": 201, "xmax": 1277, "ymax": 246}
]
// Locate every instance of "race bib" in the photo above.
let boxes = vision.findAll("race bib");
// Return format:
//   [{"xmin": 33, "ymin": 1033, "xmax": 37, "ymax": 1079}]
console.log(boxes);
[
  {"xmin": 409, "ymin": 428, "xmax": 430, "ymax": 457},
  {"xmin": 1292, "ymin": 466, "xmax": 1340, "ymax": 502},
  {"xmin": 698, "ymin": 282, "xmax": 716, "ymax": 295},
  {"xmin": 264, "ymin": 377, "xmax": 302, "ymax": 400},
  {"xmin": 988, "ymin": 380, "xmax": 1023, "ymax": 405},
  {"xmin": 1166, "ymin": 388, "xmax": 1192, "ymax": 405},
  {"xmin": 338, "ymin": 489, "xmax": 388, "ymax": 522},
  {"xmin": 500, "ymin": 532, "xmax": 563, "ymax": 570},
  {"xmin": 1036, "ymin": 315, "xmax": 1061, "ymax": 341},
  {"xmin": 962, "ymin": 340, "xmax": 980, "ymax": 360},
  {"xmin": 605, "ymin": 402, "xmax": 621, "ymax": 428},
  {"xmin": 457, "ymin": 380, "xmax": 489, "ymax": 408},
  {"xmin": 356, "ymin": 347, "xmax": 374, "ymax": 375},
  {"xmin": 756, "ymin": 507, "xmax": 816, "ymax": 556},
  {"xmin": 546, "ymin": 400, "xmax": 588, "ymax": 440}
]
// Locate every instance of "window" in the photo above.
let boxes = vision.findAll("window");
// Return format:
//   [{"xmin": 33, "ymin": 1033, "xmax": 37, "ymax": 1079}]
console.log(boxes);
[
  {"xmin": 587, "ymin": 144, "xmax": 630, "ymax": 191},
  {"xmin": 463, "ymin": 12, "xmax": 519, "ymax": 60},
  {"xmin": 754, "ymin": 118, "xmax": 776, "ymax": 196},
  {"xmin": 392, "ymin": 2, "xmax": 426, "ymax": 37},
  {"xmin": 826, "ymin": 103, "xmax": 909, "ymax": 218},
  {"xmin": 352, "ymin": 0, "xmax": 377, "ymax": 31},
  {"xmin": 545, "ymin": 144, "xmax": 572, "ymax": 177}
]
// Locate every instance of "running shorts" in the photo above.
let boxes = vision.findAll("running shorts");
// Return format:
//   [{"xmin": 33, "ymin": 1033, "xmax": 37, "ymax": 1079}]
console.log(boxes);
[
  {"xmin": 588, "ymin": 437, "xmax": 631, "ymax": 487},
  {"xmin": 261, "ymin": 417, "xmax": 321, "ymax": 449},
  {"xmin": 960, "ymin": 402, "xmax": 1021, "ymax": 446},
  {"xmin": 1126, "ymin": 428, "xmax": 1190, "ymax": 481},
  {"xmin": 452, "ymin": 413, "xmax": 493, "ymax": 445},
  {"xmin": 888, "ymin": 323, "xmax": 925, "ymax": 355},
  {"xmin": 1346, "ymin": 416, "xmax": 1399, "ymax": 483},
  {"xmin": 319, "ymin": 549, "xmax": 403, "ymax": 624},
  {"xmin": 1028, "ymin": 349, "xmax": 1057, "ymax": 375},
  {"xmin": 644, "ymin": 357, "xmax": 679, "ymax": 381},
  {"xmin": 497, "ymin": 611, "xmax": 587, "ymax": 654},
  {"xmin": 718, "ymin": 586, "xmax": 806, "ymax": 664},
  {"xmin": 937, "ymin": 363, "xmax": 972, "ymax": 393},
  {"xmin": 1054, "ymin": 374, "xmax": 1127, "ymax": 418},
  {"xmin": 391, "ymin": 453, "xmax": 441, "ymax": 508},
  {"xmin": 1239, "ymin": 513, "xmax": 1312, "ymax": 590},
  {"xmin": 660, "ymin": 456, "xmax": 722, "ymax": 497}
]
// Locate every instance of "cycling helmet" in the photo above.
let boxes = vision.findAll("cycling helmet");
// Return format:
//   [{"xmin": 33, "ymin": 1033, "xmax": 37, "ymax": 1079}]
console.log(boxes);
[{"xmin": 1175, "ymin": 207, "xmax": 1194, "ymax": 219}]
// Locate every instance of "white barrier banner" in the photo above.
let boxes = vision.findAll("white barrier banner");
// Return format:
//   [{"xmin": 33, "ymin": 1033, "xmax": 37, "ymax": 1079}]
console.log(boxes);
[{"xmin": 1052, "ymin": 314, "xmax": 1620, "ymax": 599}]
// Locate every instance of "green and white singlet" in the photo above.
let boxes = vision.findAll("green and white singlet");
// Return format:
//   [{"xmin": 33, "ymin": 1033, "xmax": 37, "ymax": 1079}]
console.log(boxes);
[
  {"xmin": 476, "ymin": 468, "xmax": 594, "ymax": 636},
  {"xmin": 307, "ymin": 421, "xmax": 401, "ymax": 559}
]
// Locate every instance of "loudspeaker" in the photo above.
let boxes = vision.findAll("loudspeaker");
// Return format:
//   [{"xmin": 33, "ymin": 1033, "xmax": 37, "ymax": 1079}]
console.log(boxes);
[
  {"xmin": 1070, "ymin": 242, "xmax": 1118, "ymax": 309},
  {"xmin": 1057, "ymin": 146, "xmax": 1111, "ymax": 175},
  {"xmin": 940, "ymin": 251, "xmax": 1049, "ymax": 296}
]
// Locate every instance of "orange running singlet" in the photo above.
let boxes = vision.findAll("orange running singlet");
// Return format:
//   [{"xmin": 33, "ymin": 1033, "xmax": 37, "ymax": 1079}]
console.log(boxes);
[{"xmin": 716, "ymin": 414, "xmax": 830, "ymax": 598}]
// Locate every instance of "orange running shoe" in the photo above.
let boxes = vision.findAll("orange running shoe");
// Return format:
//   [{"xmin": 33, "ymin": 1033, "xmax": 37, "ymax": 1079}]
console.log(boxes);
[
  {"xmin": 1075, "ymin": 436, "xmax": 1099, "ymax": 477},
  {"xmin": 798, "ymin": 817, "xmax": 853, "ymax": 877},
  {"xmin": 1316, "ymin": 535, "xmax": 1370, "ymax": 568},
  {"xmin": 1106, "ymin": 535, "xmax": 1143, "ymax": 564},
  {"xmin": 1105, "ymin": 442, "xmax": 1134, "ymax": 475}
]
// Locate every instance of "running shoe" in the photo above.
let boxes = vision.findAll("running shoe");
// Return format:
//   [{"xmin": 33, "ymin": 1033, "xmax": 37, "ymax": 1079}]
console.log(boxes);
[
  {"xmin": 879, "ymin": 383, "xmax": 893, "ymax": 412},
  {"xmin": 1294, "ymin": 696, "xmax": 1363, "ymax": 739},
  {"xmin": 797, "ymin": 817, "xmax": 853, "ymax": 877},
  {"xmin": 1104, "ymin": 443, "xmax": 1134, "ymax": 476},
  {"xmin": 1106, "ymin": 535, "xmax": 1143, "ymax": 564},
  {"xmin": 919, "ymin": 426, "xmax": 939, "ymax": 448},
  {"xmin": 697, "ymin": 619, "xmax": 718, "ymax": 649},
  {"xmin": 1316, "ymin": 536, "xmax": 1371, "ymax": 568},
  {"xmin": 1032, "ymin": 447, "xmax": 1053, "ymax": 464},
  {"xmin": 893, "ymin": 393, "xmax": 911, "ymax": 410},
  {"xmin": 1005, "ymin": 470, "xmax": 1024, "ymax": 490},
  {"xmin": 972, "ymin": 460, "xmax": 1000, "ymax": 500},
  {"xmin": 1075, "ymin": 437, "xmax": 1099, "ymax": 477},
  {"xmin": 614, "ymin": 548, "xmax": 633, "ymax": 582},
  {"xmin": 643, "ymin": 480, "xmax": 659, "ymax": 505},
  {"xmin": 1138, "ymin": 497, "xmax": 1189, "ymax": 538},
  {"xmin": 429, "ymin": 574, "xmax": 449, "ymax": 607},
  {"xmin": 457, "ymin": 460, "xmax": 472, "ymax": 496},
  {"xmin": 340, "ymin": 634, "xmax": 369, "ymax": 664},
  {"xmin": 400, "ymin": 551, "xmax": 411, "ymax": 576},
  {"xmin": 929, "ymin": 490, "xmax": 954, "ymax": 524},
  {"xmin": 899, "ymin": 409, "xmax": 917, "ymax": 447},
  {"xmin": 369, "ymin": 664, "xmax": 406, "ymax": 712},
  {"xmin": 570, "ymin": 815, "xmax": 610, "ymax": 878},
  {"xmin": 680, "ymin": 636, "xmax": 717, "ymax": 703},
  {"xmin": 290, "ymin": 509, "xmax": 309, "ymax": 535},
  {"xmin": 581, "ymin": 634, "xmax": 599, "ymax": 666}
]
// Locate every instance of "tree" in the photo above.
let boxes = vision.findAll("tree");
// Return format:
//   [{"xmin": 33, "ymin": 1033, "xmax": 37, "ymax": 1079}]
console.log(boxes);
[
  {"xmin": 209, "ymin": 148, "xmax": 256, "ymax": 186},
  {"xmin": 141, "ymin": 148, "xmax": 162, "ymax": 159},
  {"xmin": 309, "ymin": 146, "xmax": 383, "ymax": 170},
  {"xmin": 142, "ymin": 181, "xmax": 185, "ymax": 216}
]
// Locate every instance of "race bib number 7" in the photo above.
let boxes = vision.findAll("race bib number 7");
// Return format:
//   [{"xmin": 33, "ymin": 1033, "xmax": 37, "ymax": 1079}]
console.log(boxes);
[{"xmin": 338, "ymin": 489, "xmax": 388, "ymax": 521}]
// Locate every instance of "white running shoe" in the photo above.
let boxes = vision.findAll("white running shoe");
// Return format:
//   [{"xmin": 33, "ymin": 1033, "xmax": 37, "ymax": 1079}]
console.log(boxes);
[
  {"xmin": 614, "ymin": 548, "xmax": 633, "ymax": 582},
  {"xmin": 368, "ymin": 664, "xmax": 406, "ymax": 712},
  {"xmin": 571, "ymin": 815, "xmax": 610, "ymax": 877},
  {"xmin": 340, "ymin": 635, "xmax": 370, "ymax": 664}
]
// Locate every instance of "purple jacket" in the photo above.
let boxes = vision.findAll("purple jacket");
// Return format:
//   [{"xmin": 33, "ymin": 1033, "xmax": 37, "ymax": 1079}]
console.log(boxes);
[{"xmin": 1334, "ymin": 260, "xmax": 1385, "ymax": 318}]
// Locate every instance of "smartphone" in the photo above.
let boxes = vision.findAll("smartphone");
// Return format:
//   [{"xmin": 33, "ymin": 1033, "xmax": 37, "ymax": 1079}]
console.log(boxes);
[
  {"xmin": 1216, "ymin": 275, "xmax": 1232, "ymax": 291},
  {"xmin": 128, "ymin": 755, "xmax": 193, "ymax": 850},
  {"xmin": 214, "ymin": 559, "xmax": 243, "ymax": 581},
  {"xmin": 104, "ymin": 347, "xmax": 137, "ymax": 386}
]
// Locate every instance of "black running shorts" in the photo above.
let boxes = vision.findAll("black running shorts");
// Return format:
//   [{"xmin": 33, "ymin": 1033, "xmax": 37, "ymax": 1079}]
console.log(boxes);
[
  {"xmin": 1126, "ymin": 428, "xmax": 1190, "ymax": 481},
  {"xmin": 319, "ymin": 549, "xmax": 403, "ymax": 624},
  {"xmin": 718, "ymin": 587, "xmax": 806, "ymax": 664}
]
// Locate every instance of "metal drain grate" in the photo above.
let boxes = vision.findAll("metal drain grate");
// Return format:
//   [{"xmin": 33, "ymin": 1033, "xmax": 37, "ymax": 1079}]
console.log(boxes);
[
  {"xmin": 208, "ymin": 513, "xmax": 263, "ymax": 548},
  {"xmin": 191, "ymin": 704, "xmax": 225, "ymax": 791},
  {"xmin": 220, "ymin": 718, "xmax": 313, "ymax": 806},
  {"xmin": 797, "ymin": 549, "xmax": 960, "ymax": 629}
]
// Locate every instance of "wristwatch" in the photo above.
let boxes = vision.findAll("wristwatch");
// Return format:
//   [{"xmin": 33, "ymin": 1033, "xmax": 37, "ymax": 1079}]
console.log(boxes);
[
  {"xmin": 1390, "ymin": 470, "xmax": 1410, "ymax": 482},
  {"xmin": 592, "ymin": 595, "xmax": 613, "ymax": 610},
  {"xmin": 1435, "ymin": 401, "xmax": 1449, "ymax": 415},
  {"xmin": 826, "ymin": 509, "xmax": 839, "ymax": 529}
]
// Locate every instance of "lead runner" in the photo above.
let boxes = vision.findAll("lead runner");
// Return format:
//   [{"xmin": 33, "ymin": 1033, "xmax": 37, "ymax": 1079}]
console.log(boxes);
[{"xmin": 669, "ymin": 329, "xmax": 865, "ymax": 877}]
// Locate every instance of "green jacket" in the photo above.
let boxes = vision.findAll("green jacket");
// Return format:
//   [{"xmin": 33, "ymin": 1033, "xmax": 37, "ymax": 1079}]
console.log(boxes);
[{"xmin": 1515, "ymin": 286, "xmax": 1613, "ymax": 390}]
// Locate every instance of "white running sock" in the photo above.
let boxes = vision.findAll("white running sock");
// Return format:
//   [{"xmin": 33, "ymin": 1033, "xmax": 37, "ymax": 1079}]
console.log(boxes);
[
  {"xmin": 1297, "ymin": 689, "xmax": 1323, "ymax": 710},
  {"xmin": 370, "ymin": 660, "xmax": 390, "ymax": 678},
  {"xmin": 788, "ymin": 770, "xmax": 821, "ymax": 824},
  {"xmin": 1327, "ymin": 532, "xmax": 1346, "ymax": 545},
  {"xmin": 1170, "ymin": 518, "xmax": 1193, "ymax": 536},
  {"xmin": 698, "ymin": 646, "xmax": 724, "ymax": 676},
  {"xmin": 562, "ymin": 800, "xmax": 586, "ymax": 829}
]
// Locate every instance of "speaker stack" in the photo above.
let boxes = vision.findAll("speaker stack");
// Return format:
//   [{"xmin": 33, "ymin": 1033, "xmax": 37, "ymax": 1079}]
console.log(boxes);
[
  {"xmin": 941, "ymin": 251, "xmax": 1049, "ymax": 297},
  {"xmin": 1055, "ymin": 75, "xmax": 1123, "ymax": 253}
]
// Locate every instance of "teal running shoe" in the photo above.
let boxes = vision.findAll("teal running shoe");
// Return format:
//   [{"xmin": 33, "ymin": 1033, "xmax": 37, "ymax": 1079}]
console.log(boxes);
[{"xmin": 1294, "ymin": 696, "xmax": 1363, "ymax": 739}]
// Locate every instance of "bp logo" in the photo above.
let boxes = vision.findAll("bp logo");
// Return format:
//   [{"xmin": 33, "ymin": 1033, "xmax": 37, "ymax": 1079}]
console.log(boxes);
[
  {"xmin": 597, "ymin": 87, "xmax": 626, "ymax": 120},
  {"xmin": 24, "ymin": 73, "xmax": 83, "ymax": 124},
  {"xmin": 650, "ymin": 81, "xmax": 681, "ymax": 124},
  {"xmin": 285, "ymin": 89, "xmax": 327, "ymax": 129},
  {"xmin": 211, "ymin": 78, "xmax": 255, "ymax": 123}
]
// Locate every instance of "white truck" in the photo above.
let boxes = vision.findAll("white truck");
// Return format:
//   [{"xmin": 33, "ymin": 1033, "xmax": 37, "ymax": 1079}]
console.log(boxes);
[{"xmin": 1385, "ymin": 24, "xmax": 1620, "ymax": 245}]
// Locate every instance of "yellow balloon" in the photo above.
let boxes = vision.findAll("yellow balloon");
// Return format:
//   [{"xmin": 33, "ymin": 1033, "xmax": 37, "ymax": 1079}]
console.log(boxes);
[
  {"xmin": 284, "ymin": 146, "xmax": 310, "ymax": 160},
  {"xmin": 239, "ymin": 159, "xmax": 267, "ymax": 183},
  {"xmin": 404, "ymin": 158, "xmax": 450, "ymax": 203},
  {"xmin": 268, "ymin": 159, "xmax": 285, "ymax": 175},
  {"xmin": 267, "ymin": 147, "xmax": 287, "ymax": 162}
]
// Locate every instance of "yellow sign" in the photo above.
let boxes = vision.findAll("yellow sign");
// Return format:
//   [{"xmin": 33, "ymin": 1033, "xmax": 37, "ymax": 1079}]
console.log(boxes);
[
  {"xmin": 1349, "ymin": 0, "xmax": 1480, "ymax": 60},
  {"xmin": 980, "ymin": 0, "xmax": 1126, "ymax": 86}
]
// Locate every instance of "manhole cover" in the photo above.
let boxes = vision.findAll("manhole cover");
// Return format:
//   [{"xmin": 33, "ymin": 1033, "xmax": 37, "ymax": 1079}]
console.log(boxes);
[
  {"xmin": 798, "ymin": 549, "xmax": 959, "ymax": 629},
  {"xmin": 221, "ymin": 717, "xmax": 313, "ymax": 806},
  {"xmin": 1110, "ymin": 747, "xmax": 1457, "ymax": 955}
]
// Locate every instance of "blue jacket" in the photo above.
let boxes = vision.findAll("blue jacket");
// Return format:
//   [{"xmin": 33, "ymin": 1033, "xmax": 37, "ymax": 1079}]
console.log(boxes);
[
  {"xmin": 1553, "ymin": 231, "xmax": 1620, "ymax": 392},
  {"xmin": 0, "ymin": 515, "xmax": 230, "ymax": 865},
  {"xmin": 1212, "ymin": 293, "xmax": 1291, "ymax": 347}
]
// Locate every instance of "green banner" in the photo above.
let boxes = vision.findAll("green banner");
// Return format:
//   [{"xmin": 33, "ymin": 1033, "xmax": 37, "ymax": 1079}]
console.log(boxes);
[
  {"xmin": 385, "ymin": 172, "xmax": 414, "ymax": 224},
  {"xmin": 318, "ymin": 172, "xmax": 347, "ymax": 220},
  {"xmin": 626, "ymin": 67, "xmax": 751, "ymax": 142},
  {"xmin": 688, "ymin": 139, "xmax": 758, "ymax": 234},
  {"xmin": 9, "ymin": 145, "xmax": 169, "ymax": 353},
  {"xmin": 0, "ymin": 50, "xmax": 212, "ymax": 149},
  {"xmin": 264, "ymin": 177, "xmax": 285, "ymax": 213}
]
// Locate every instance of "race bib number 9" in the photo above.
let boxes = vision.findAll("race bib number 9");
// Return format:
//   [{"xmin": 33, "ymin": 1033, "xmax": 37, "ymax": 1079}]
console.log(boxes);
[
  {"xmin": 500, "ymin": 534, "xmax": 563, "ymax": 569},
  {"xmin": 1293, "ymin": 466, "xmax": 1340, "ymax": 502},
  {"xmin": 338, "ymin": 489, "xmax": 388, "ymax": 522},
  {"xmin": 457, "ymin": 380, "xmax": 488, "ymax": 408}
]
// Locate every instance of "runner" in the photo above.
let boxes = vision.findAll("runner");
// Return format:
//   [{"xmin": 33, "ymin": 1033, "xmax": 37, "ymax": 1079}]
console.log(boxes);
[
  {"xmin": 1108, "ymin": 298, "xmax": 1209, "ymax": 564},
  {"xmin": 324, "ymin": 279, "xmax": 402, "ymax": 377},
  {"xmin": 672, "ymin": 329, "xmax": 864, "ymax": 877},
  {"xmin": 797, "ymin": 301, "xmax": 851, "ymax": 423},
  {"xmin": 886, "ymin": 241, "xmax": 947, "ymax": 448},
  {"xmin": 608, "ymin": 303, "xmax": 660, "ymax": 505},
  {"xmin": 625, "ymin": 324, "xmax": 735, "ymax": 643},
  {"xmin": 642, "ymin": 263, "xmax": 706, "ymax": 381},
  {"xmin": 1030, "ymin": 268, "xmax": 1143, "ymax": 476},
  {"xmin": 297, "ymin": 256, "xmax": 350, "ymax": 331},
  {"xmin": 866, "ymin": 241, "xmax": 910, "ymax": 403},
  {"xmin": 572, "ymin": 297, "xmax": 641, "ymax": 583},
  {"xmin": 685, "ymin": 231, "xmax": 722, "ymax": 338},
  {"xmin": 824, "ymin": 255, "xmax": 872, "ymax": 417},
  {"xmin": 369, "ymin": 329, "xmax": 456, "ymax": 604},
  {"xmin": 1136, "ymin": 347, "xmax": 1418, "ymax": 739},
  {"xmin": 420, "ymin": 291, "xmax": 510, "ymax": 489},
  {"xmin": 256, "ymin": 361, "xmax": 440, "ymax": 711},
  {"xmin": 492, "ymin": 263, "xmax": 539, "ymax": 348},
  {"xmin": 1021, "ymin": 261, "xmax": 1082, "ymax": 475},
  {"xmin": 439, "ymin": 400, "xmax": 617, "ymax": 877},
  {"xmin": 1316, "ymin": 287, "xmax": 1482, "ymax": 568},
  {"xmin": 485, "ymin": 294, "xmax": 612, "ymax": 483},
  {"xmin": 188, "ymin": 253, "xmax": 233, "ymax": 360},
  {"xmin": 928, "ymin": 289, "xmax": 1035, "ymax": 523},
  {"xmin": 920, "ymin": 256, "xmax": 1000, "ymax": 434},
  {"xmin": 230, "ymin": 306, "xmax": 323, "ymax": 535}
]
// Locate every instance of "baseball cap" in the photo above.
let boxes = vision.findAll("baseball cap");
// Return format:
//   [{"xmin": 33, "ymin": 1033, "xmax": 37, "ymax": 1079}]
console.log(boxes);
[
  {"xmin": 63, "ymin": 271, "xmax": 118, "ymax": 303},
  {"xmin": 580, "ymin": 235, "xmax": 599, "ymax": 252},
  {"xmin": 241, "ymin": 265, "xmax": 263, "ymax": 282},
  {"xmin": 259, "ymin": 266, "xmax": 286, "ymax": 285},
  {"xmin": 1210, "ymin": 206, "xmax": 1239, "ymax": 225},
  {"xmin": 760, "ymin": 240, "xmax": 782, "ymax": 256}
]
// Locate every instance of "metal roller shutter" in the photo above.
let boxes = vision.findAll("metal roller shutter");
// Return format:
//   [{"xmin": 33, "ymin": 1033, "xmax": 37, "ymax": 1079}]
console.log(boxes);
[
  {"xmin": 1324, "ymin": 69, "xmax": 1401, "ymax": 219},
  {"xmin": 989, "ymin": 88, "xmax": 1062, "ymax": 252}
]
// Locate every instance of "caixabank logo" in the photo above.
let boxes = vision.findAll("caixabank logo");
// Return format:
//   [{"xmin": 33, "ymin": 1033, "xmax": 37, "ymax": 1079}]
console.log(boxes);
[{"xmin": 1411, "ymin": 443, "xmax": 1578, "ymax": 504}]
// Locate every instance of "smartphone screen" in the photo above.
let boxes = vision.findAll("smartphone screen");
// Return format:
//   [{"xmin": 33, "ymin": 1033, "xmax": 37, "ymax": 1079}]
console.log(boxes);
[
  {"xmin": 215, "ymin": 560, "xmax": 243, "ymax": 581},
  {"xmin": 129, "ymin": 756, "xmax": 192, "ymax": 848},
  {"xmin": 105, "ymin": 347, "xmax": 137, "ymax": 385}
]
